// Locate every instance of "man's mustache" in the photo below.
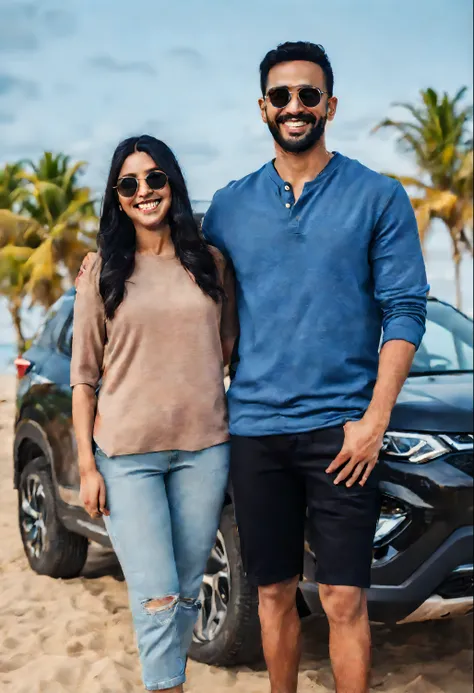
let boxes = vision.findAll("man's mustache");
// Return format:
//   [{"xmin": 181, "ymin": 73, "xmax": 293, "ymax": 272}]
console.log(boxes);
[{"xmin": 276, "ymin": 113, "xmax": 316, "ymax": 124}]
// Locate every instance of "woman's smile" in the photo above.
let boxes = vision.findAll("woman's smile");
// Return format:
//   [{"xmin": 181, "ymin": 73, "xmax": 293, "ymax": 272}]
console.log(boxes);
[{"xmin": 135, "ymin": 199, "xmax": 162, "ymax": 213}]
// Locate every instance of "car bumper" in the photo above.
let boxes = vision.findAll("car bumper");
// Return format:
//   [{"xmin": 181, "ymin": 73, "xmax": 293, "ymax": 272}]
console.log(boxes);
[
  {"xmin": 299, "ymin": 526, "xmax": 474, "ymax": 623},
  {"xmin": 398, "ymin": 594, "xmax": 473, "ymax": 623}
]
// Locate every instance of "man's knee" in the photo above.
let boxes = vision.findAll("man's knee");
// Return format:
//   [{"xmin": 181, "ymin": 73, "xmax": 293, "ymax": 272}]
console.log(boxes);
[
  {"xmin": 258, "ymin": 576, "xmax": 299, "ymax": 618},
  {"xmin": 318, "ymin": 584, "xmax": 366, "ymax": 625}
]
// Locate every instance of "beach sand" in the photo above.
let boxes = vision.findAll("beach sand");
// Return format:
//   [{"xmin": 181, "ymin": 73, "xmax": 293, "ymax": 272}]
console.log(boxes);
[{"xmin": 0, "ymin": 373, "xmax": 472, "ymax": 692}]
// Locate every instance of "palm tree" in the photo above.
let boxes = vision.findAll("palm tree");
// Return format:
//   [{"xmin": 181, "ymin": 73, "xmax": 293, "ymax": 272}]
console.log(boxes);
[
  {"xmin": 0, "ymin": 210, "xmax": 55, "ymax": 354},
  {"xmin": 19, "ymin": 153, "xmax": 92, "ymax": 218},
  {"xmin": 0, "ymin": 161, "xmax": 27, "ymax": 214},
  {"xmin": 0, "ymin": 154, "xmax": 97, "ymax": 355},
  {"xmin": 18, "ymin": 152, "xmax": 97, "ymax": 282},
  {"xmin": 0, "ymin": 244, "xmax": 34, "ymax": 353},
  {"xmin": 373, "ymin": 87, "xmax": 473, "ymax": 309},
  {"xmin": 24, "ymin": 192, "xmax": 97, "ymax": 286},
  {"xmin": 0, "ymin": 161, "xmax": 42, "ymax": 353}
]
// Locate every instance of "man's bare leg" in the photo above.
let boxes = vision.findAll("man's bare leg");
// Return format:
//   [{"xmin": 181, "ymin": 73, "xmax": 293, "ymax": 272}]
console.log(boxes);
[
  {"xmin": 319, "ymin": 585, "xmax": 371, "ymax": 693},
  {"xmin": 258, "ymin": 575, "xmax": 301, "ymax": 693}
]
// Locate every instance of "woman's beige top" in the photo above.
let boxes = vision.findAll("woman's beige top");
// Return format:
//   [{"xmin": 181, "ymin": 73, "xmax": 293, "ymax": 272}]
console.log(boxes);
[{"xmin": 71, "ymin": 250, "xmax": 237, "ymax": 457}]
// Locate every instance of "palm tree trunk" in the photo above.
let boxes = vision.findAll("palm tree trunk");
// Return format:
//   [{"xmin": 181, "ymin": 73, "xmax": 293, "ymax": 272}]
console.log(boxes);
[
  {"xmin": 452, "ymin": 240, "xmax": 463, "ymax": 310},
  {"xmin": 8, "ymin": 298, "xmax": 26, "ymax": 355},
  {"xmin": 460, "ymin": 228, "xmax": 473, "ymax": 256}
]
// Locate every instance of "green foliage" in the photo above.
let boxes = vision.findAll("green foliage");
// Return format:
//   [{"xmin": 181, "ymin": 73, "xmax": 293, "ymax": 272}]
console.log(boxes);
[
  {"xmin": 0, "ymin": 154, "xmax": 98, "ymax": 353},
  {"xmin": 373, "ymin": 87, "xmax": 473, "ymax": 309}
]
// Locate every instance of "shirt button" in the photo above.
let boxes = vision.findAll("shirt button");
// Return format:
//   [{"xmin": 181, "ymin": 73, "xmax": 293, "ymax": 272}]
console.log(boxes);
[
  {"xmin": 285, "ymin": 202, "xmax": 291, "ymax": 209},
  {"xmin": 284, "ymin": 185, "xmax": 291, "ymax": 191}
]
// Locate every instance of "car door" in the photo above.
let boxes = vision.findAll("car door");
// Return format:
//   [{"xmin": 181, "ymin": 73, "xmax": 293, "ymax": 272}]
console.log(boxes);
[
  {"xmin": 23, "ymin": 296, "xmax": 80, "ymax": 498},
  {"xmin": 53, "ymin": 303, "xmax": 110, "ymax": 543}
]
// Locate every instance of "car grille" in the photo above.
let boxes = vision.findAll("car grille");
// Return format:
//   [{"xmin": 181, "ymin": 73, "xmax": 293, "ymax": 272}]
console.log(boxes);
[
  {"xmin": 446, "ymin": 452, "xmax": 474, "ymax": 478},
  {"xmin": 437, "ymin": 569, "xmax": 474, "ymax": 599}
]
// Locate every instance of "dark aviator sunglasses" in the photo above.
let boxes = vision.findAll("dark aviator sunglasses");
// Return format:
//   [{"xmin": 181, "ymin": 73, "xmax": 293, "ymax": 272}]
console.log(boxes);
[
  {"xmin": 114, "ymin": 170, "xmax": 168, "ymax": 198},
  {"xmin": 265, "ymin": 86, "xmax": 327, "ymax": 109}
]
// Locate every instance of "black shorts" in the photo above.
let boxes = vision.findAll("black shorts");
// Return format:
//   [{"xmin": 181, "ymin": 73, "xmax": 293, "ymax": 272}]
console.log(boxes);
[{"xmin": 230, "ymin": 426, "xmax": 381, "ymax": 589}]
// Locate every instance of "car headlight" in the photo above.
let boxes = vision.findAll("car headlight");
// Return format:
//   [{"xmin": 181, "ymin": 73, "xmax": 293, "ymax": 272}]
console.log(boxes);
[{"xmin": 382, "ymin": 431, "xmax": 449, "ymax": 463}]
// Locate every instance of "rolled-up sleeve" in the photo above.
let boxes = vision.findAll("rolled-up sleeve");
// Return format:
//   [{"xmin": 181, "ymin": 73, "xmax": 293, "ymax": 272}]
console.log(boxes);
[
  {"xmin": 371, "ymin": 182, "xmax": 430, "ymax": 350},
  {"xmin": 70, "ymin": 254, "xmax": 106, "ymax": 388}
]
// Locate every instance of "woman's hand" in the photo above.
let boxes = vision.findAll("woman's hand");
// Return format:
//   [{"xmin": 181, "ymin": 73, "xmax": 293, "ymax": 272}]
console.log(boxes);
[
  {"xmin": 80, "ymin": 466, "xmax": 110, "ymax": 518},
  {"xmin": 75, "ymin": 252, "xmax": 96, "ymax": 287}
]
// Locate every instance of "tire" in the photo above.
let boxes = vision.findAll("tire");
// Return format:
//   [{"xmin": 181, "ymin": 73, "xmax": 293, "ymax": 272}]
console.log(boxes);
[
  {"xmin": 189, "ymin": 503, "xmax": 262, "ymax": 667},
  {"xmin": 18, "ymin": 457, "xmax": 89, "ymax": 579}
]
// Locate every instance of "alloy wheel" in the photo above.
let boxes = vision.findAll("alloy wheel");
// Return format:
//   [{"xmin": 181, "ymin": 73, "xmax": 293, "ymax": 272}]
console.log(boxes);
[
  {"xmin": 193, "ymin": 530, "xmax": 231, "ymax": 642},
  {"xmin": 20, "ymin": 474, "xmax": 48, "ymax": 559}
]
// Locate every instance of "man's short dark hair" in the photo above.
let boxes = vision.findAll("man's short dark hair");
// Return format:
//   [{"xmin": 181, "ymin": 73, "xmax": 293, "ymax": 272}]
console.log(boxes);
[{"xmin": 259, "ymin": 41, "xmax": 334, "ymax": 97}]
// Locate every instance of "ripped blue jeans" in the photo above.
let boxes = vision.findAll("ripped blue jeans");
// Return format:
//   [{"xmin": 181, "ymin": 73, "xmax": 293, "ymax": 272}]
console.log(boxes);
[{"xmin": 95, "ymin": 443, "xmax": 230, "ymax": 691}]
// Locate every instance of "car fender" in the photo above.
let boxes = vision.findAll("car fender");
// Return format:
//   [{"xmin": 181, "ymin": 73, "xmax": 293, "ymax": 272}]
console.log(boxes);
[{"xmin": 14, "ymin": 419, "xmax": 57, "ymax": 489}]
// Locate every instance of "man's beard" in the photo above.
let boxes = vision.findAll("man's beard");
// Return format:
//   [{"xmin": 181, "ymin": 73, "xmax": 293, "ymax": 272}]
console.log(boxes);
[{"xmin": 267, "ymin": 112, "xmax": 327, "ymax": 154}]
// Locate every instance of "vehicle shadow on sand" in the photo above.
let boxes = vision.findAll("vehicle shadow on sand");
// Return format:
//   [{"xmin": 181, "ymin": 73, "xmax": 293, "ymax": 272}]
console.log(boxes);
[{"xmin": 81, "ymin": 544, "xmax": 124, "ymax": 581}]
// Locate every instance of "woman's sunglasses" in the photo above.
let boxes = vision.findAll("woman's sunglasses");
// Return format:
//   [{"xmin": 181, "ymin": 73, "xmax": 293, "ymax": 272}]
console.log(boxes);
[
  {"xmin": 114, "ymin": 170, "xmax": 168, "ymax": 198},
  {"xmin": 265, "ymin": 86, "xmax": 327, "ymax": 109}
]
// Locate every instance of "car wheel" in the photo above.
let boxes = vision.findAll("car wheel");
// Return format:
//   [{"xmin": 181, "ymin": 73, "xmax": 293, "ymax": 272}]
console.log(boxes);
[
  {"xmin": 189, "ymin": 503, "xmax": 262, "ymax": 666},
  {"xmin": 18, "ymin": 457, "xmax": 89, "ymax": 579}
]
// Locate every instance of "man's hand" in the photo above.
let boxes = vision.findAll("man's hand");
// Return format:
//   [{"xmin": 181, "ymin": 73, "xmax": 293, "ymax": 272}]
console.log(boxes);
[
  {"xmin": 326, "ymin": 340, "xmax": 417, "ymax": 487},
  {"xmin": 325, "ymin": 418, "xmax": 386, "ymax": 487},
  {"xmin": 75, "ymin": 252, "xmax": 96, "ymax": 287}
]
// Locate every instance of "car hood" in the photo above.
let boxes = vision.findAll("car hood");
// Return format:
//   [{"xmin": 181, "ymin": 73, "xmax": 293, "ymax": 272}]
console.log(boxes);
[{"xmin": 389, "ymin": 372, "xmax": 474, "ymax": 433}]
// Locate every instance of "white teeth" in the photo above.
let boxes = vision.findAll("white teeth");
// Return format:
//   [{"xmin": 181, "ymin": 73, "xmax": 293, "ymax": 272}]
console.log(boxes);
[{"xmin": 137, "ymin": 200, "xmax": 159, "ymax": 210}]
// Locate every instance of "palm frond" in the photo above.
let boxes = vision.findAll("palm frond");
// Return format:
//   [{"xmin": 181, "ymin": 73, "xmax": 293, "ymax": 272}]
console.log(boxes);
[
  {"xmin": 0, "ymin": 244, "xmax": 34, "ymax": 264},
  {"xmin": 385, "ymin": 174, "xmax": 433, "ymax": 191},
  {"xmin": 62, "ymin": 161, "xmax": 87, "ymax": 193},
  {"xmin": 0, "ymin": 209, "xmax": 44, "ymax": 248}
]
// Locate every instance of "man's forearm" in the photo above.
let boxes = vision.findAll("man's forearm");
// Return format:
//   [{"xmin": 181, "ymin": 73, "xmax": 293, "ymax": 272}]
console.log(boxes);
[{"xmin": 363, "ymin": 339, "xmax": 416, "ymax": 431}]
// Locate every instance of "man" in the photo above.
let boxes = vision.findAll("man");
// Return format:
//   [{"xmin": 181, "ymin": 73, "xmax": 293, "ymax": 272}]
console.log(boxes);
[{"xmin": 202, "ymin": 42, "xmax": 429, "ymax": 693}]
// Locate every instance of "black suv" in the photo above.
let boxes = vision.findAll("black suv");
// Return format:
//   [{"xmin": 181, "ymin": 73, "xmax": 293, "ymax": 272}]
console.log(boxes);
[{"xmin": 13, "ymin": 294, "xmax": 473, "ymax": 667}]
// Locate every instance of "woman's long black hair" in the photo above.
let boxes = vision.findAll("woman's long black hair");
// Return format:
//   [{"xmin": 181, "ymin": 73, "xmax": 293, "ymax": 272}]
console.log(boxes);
[{"xmin": 98, "ymin": 135, "xmax": 224, "ymax": 319}]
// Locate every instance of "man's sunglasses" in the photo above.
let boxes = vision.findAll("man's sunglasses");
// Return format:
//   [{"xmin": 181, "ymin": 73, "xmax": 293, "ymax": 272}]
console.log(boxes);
[
  {"xmin": 114, "ymin": 170, "xmax": 168, "ymax": 198},
  {"xmin": 265, "ymin": 86, "xmax": 327, "ymax": 109}
]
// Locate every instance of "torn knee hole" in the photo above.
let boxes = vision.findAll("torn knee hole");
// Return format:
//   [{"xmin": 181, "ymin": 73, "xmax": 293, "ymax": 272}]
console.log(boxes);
[
  {"xmin": 143, "ymin": 595, "xmax": 178, "ymax": 614},
  {"xmin": 180, "ymin": 597, "xmax": 201, "ymax": 611}
]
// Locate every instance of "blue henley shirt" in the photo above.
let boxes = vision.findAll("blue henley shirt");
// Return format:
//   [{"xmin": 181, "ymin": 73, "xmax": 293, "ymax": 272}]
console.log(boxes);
[{"xmin": 203, "ymin": 153, "xmax": 429, "ymax": 437}]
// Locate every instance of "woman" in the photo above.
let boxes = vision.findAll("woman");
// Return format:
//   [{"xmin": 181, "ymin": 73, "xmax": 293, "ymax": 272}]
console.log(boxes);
[{"xmin": 71, "ymin": 135, "xmax": 237, "ymax": 692}]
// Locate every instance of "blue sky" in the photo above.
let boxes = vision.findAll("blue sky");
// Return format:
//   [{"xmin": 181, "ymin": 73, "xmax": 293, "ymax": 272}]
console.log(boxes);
[{"xmin": 0, "ymin": 0, "xmax": 473, "ymax": 343}]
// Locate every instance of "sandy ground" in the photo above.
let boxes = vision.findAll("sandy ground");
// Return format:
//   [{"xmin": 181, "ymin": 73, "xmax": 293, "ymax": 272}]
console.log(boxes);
[{"xmin": 0, "ymin": 373, "xmax": 472, "ymax": 693}]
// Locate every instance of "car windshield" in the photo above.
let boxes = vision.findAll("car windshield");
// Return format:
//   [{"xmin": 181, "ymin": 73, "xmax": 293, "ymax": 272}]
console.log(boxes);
[{"xmin": 410, "ymin": 300, "xmax": 473, "ymax": 375}]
